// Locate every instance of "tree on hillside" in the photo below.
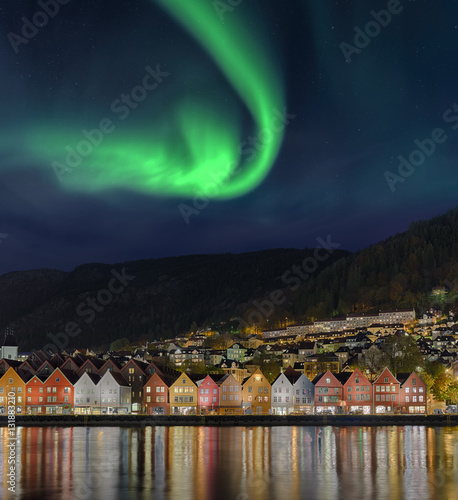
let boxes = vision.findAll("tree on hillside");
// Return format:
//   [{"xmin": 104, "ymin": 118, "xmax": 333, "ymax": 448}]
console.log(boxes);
[
  {"xmin": 109, "ymin": 337, "xmax": 131, "ymax": 352},
  {"xmin": 380, "ymin": 334, "xmax": 423, "ymax": 375}
]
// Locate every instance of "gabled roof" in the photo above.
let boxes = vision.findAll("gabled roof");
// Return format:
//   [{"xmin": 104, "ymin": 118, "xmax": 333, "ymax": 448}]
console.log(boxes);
[
  {"xmin": 283, "ymin": 366, "xmax": 302, "ymax": 383},
  {"xmin": 396, "ymin": 372, "xmax": 425, "ymax": 386},
  {"xmin": 145, "ymin": 371, "xmax": 174, "ymax": 387},
  {"xmin": 80, "ymin": 372, "xmax": 101, "ymax": 385},
  {"xmin": 120, "ymin": 358, "xmax": 149, "ymax": 374},
  {"xmin": 109, "ymin": 371, "xmax": 130, "ymax": 387},
  {"xmin": 373, "ymin": 367, "xmax": 399, "ymax": 384}
]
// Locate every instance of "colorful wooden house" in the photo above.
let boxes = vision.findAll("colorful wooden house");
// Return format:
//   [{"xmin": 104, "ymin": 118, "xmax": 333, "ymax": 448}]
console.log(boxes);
[
  {"xmin": 143, "ymin": 372, "xmax": 171, "ymax": 415},
  {"xmin": 313, "ymin": 370, "xmax": 343, "ymax": 414},
  {"xmin": 241, "ymin": 368, "xmax": 271, "ymax": 415},
  {"xmin": 373, "ymin": 368, "xmax": 400, "ymax": 413},
  {"xmin": 169, "ymin": 372, "xmax": 198, "ymax": 415},
  {"xmin": 25, "ymin": 374, "xmax": 46, "ymax": 414},
  {"xmin": 42, "ymin": 368, "xmax": 78, "ymax": 414},
  {"xmin": 397, "ymin": 372, "xmax": 427, "ymax": 414},
  {"xmin": 120, "ymin": 359, "xmax": 149, "ymax": 412},
  {"xmin": 218, "ymin": 373, "xmax": 243, "ymax": 415},
  {"xmin": 271, "ymin": 371, "xmax": 294, "ymax": 415},
  {"xmin": 0, "ymin": 367, "xmax": 26, "ymax": 414},
  {"xmin": 73, "ymin": 372, "xmax": 102, "ymax": 414},
  {"xmin": 196, "ymin": 374, "xmax": 222, "ymax": 414},
  {"xmin": 337, "ymin": 368, "xmax": 372, "ymax": 414}
]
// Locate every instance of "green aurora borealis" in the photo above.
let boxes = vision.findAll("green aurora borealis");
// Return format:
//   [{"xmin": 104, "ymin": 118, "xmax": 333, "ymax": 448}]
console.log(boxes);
[{"xmin": 28, "ymin": 0, "xmax": 284, "ymax": 199}]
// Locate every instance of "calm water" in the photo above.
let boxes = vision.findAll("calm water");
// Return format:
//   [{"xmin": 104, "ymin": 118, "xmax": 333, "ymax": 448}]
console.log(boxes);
[{"xmin": 1, "ymin": 425, "xmax": 458, "ymax": 500}]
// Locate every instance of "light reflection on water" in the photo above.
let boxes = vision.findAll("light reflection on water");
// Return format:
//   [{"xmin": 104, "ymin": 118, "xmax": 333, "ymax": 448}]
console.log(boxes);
[{"xmin": 1, "ymin": 426, "xmax": 458, "ymax": 500}]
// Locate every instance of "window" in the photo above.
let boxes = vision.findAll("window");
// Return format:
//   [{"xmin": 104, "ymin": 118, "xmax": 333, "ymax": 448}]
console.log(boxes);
[
  {"xmin": 348, "ymin": 387, "xmax": 352, "ymax": 392},
  {"xmin": 55, "ymin": 378, "xmax": 60, "ymax": 382},
  {"xmin": 222, "ymin": 395, "xmax": 227, "ymax": 401},
  {"xmin": 47, "ymin": 387, "xmax": 51, "ymax": 393},
  {"xmin": 147, "ymin": 387, "xmax": 151, "ymax": 393},
  {"xmin": 326, "ymin": 378, "xmax": 331, "ymax": 384},
  {"xmin": 0, "ymin": 388, "xmax": 3, "ymax": 394},
  {"xmin": 355, "ymin": 377, "xmax": 359, "ymax": 383},
  {"xmin": 9, "ymin": 378, "xmax": 13, "ymax": 384},
  {"xmin": 348, "ymin": 395, "xmax": 352, "ymax": 401},
  {"xmin": 28, "ymin": 397, "xmax": 31, "ymax": 402},
  {"xmin": 384, "ymin": 377, "xmax": 389, "ymax": 383},
  {"xmin": 405, "ymin": 387, "xmax": 409, "ymax": 393},
  {"xmin": 412, "ymin": 379, "xmax": 416, "ymax": 385},
  {"xmin": 248, "ymin": 387, "xmax": 252, "ymax": 393},
  {"xmin": 376, "ymin": 386, "xmax": 380, "ymax": 392},
  {"xmin": 39, "ymin": 397, "xmax": 43, "ymax": 402},
  {"xmin": 52, "ymin": 387, "xmax": 57, "ymax": 393},
  {"xmin": 406, "ymin": 396, "xmax": 410, "ymax": 402}
]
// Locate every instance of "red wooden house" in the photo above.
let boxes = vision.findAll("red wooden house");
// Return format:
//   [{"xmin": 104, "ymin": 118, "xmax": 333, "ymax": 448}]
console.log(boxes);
[
  {"xmin": 397, "ymin": 372, "xmax": 427, "ymax": 414},
  {"xmin": 143, "ymin": 372, "xmax": 172, "ymax": 415},
  {"xmin": 313, "ymin": 370, "xmax": 344, "ymax": 414},
  {"xmin": 373, "ymin": 368, "xmax": 400, "ymax": 413},
  {"xmin": 196, "ymin": 375, "xmax": 222, "ymax": 414},
  {"xmin": 25, "ymin": 375, "xmax": 47, "ymax": 414},
  {"xmin": 337, "ymin": 368, "xmax": 373, "ymax": 414},
  {"xmin": 42, "ymin": 368, "xmax": 78, "ymax": 414}
]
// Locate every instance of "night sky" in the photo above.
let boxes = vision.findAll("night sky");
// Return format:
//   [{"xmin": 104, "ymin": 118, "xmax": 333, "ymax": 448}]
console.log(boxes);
[{"xmin": 1, "ymin": 0, "xmax": 458, "ymax": 275}]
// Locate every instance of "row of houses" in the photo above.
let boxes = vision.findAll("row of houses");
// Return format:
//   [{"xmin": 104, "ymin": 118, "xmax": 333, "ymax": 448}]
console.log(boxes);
[
  {"xmin": 262, "ymin": 309, "xmax": 416, "ymax": 337},
  {"xmin": 0, "ymin": 359, "xmax": 427, "ymax": 415}
]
